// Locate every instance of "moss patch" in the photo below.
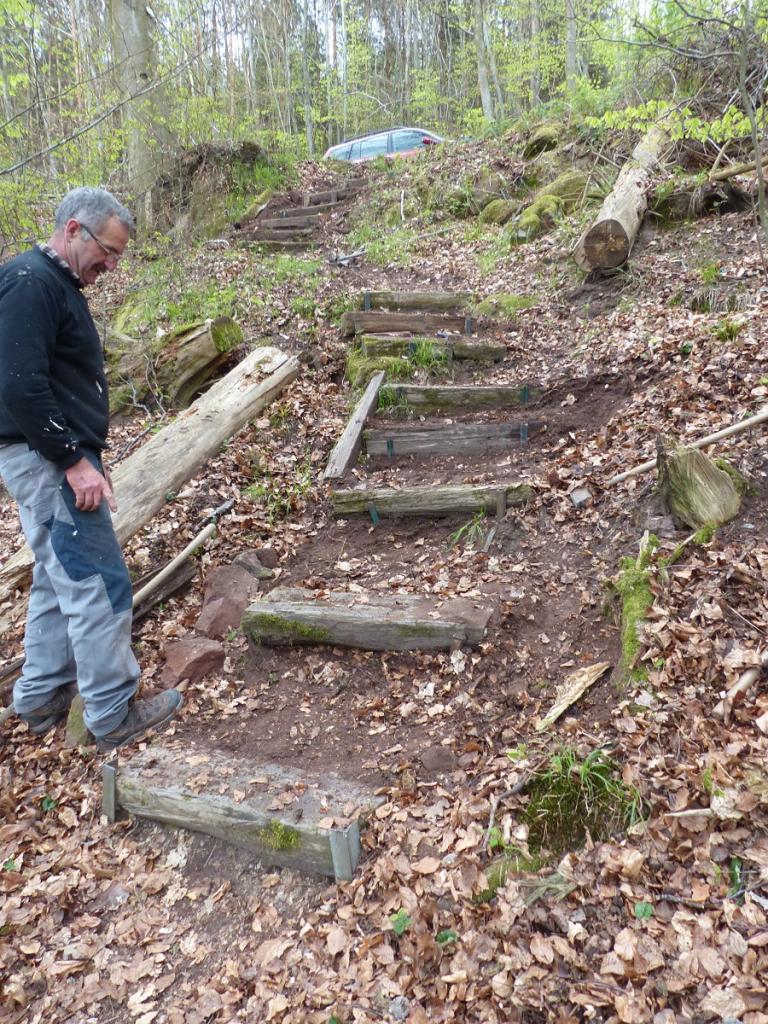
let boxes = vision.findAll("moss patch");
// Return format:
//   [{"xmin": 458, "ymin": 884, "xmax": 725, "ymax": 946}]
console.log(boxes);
[
  {"xmin": 523, "ymin": 122, "xmax": 565, "ymax": 160},
  {"xmin": 511, "ymin": 169, "xmax": 588, "ymax": 243},
  {"xmin": 473, "ymin": 293, "xmax": 536, "ymax": 319},
  {"xmin": 247, "ymin": 612, "xmax": 331, "ymax": 645},
  {"xmin": 259, "ymin": 819, "xmax": 300, "ymax": 852},
  {"xmin": 478, "ymin": 198, "xmax": 519, "ymax": 225}
]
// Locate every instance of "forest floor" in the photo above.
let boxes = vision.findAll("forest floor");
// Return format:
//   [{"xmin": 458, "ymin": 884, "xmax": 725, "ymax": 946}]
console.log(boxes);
[{"xmin": 1, "ymin": 149, "xmax": 768, "ymax": 1024}]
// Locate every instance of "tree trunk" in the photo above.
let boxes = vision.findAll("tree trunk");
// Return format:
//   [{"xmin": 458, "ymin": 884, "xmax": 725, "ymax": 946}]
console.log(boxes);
[
  {"xmin": 473, "ymin": 0, "xmax": 494, "ymax": 120},
  {"xmin": 573, "ymin": 124, "xmax": 671, "ymax": 271},
  {"xmin": 566, "ymin": 0, "xmax": 578, "ymax": 91},
  {"xmin": 0, "ymin": 348, "xmax": 299, "ymax": 638},
  {"xmin": 302, "ymin": 0, "xmax": 315, "ymax": 156}
]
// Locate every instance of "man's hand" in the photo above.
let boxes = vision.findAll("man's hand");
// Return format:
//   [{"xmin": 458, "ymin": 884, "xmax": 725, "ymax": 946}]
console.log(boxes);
[{"xmin": 64, "ymin": 457, "xmax": 117, "ymax": 512}]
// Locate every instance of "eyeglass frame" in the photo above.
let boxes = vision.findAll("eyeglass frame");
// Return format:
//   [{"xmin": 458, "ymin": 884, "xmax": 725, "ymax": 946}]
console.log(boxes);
[{"xmin": 79, "ymin": 222, "xmax": 123, "ymax": 261}]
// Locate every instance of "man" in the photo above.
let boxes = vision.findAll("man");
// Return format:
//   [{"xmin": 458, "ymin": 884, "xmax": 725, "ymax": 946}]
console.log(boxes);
[{"xmin": 0, "ymin": 187, "xmax": 181, "ymax": 751}]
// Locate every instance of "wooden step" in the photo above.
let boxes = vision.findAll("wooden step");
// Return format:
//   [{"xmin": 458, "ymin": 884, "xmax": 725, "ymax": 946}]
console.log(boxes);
[
  {"xmin": 306, "ymin": 180, "xmax": 366, "ymax": 205},
  {"xmin": 331, "ymin": 481, "xmax": 533, "ymax": 516},
  {"xmin": 276, "ymin": 202, "xmax": 337, "ymax": 218},
  {"xmin": 250, "ymin": 240, "xmax": 311, "ymax": 252},
  {"xmin": 364, "ymin": 420, "xmax": 545, "ymax": 457},
  {"xmin": 357, "ymin": 290, "xmax": 474, "ymax": 313},
  {"xmin": 242, "ymin": 587, "xmax": 495, "ymax": 651},
  {"xmin": 361, "ymin": 334, "xmax": 505, "ymax": 362},
  {"xmin": 257, "ymin": 214, "xmax": 320, "ymax": 229},
  {"xmin": 379, "ymin": 384, "xmax": 540, "ymax": 413},
  {"xmin": 324, "ymin": 371, "xmax": 385, "ymax": 481},
  {"xmin": 340, "ymin": 310, "xmax": 472, "ymax": 338},
  {"xmin": 249, "ymin": 226, "xmax": 313, "ymax": 241},
  {"xmin": 104, "ymin": 743, "xmax": 382, "ymax": 881}
]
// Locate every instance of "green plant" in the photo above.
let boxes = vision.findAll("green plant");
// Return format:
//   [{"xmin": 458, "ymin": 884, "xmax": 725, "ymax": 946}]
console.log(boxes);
[
  {"xmin": 389, "ymin": 909, "xmax": 412, "ymax": 936},
  {"xmin": 711, "ymin": 317, "xmax": 745, "ymax": 342},
  {"xmin": 408, "ymin": 338, "xmax": 449, "ymax": 373},
  {"xmin": 376, "ymin": 386, "xmax": 409, "ymax": 417},
  {"xmin": 245, "ymin": 459, "xmax": 312, "ymax": 523},
  {"xmin": 2, "ymin": 856, "xmax": 18, "ymax": 871},
  {"xmin": 698, "ymin": 262, "xmax": 721, "ymax": 285},
  {"xmin": 634, "ymin": 901, "xmax": 654, "ymax": 920},
  {"xmin": 448, "ymin": 510, "xmax": 487, "ymax": 549},
  {"xmin": 290, "ymin": 294, "xmax": 317, "ymax": 318},
  {"xmin": 522, "ymin": 747, "xmax": 644, "ymax": 857},
  {"xmin": 41, "ymin": 795, "xmax": 57, "ymax": 813}
]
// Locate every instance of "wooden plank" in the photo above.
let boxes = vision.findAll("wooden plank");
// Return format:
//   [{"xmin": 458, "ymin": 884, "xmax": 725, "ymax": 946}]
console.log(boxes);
[
  {"xmin": 358, "ymin": 291, "xmax": 474, "ymax": 313},
  {"xmin": 364, "ymin": 420, "xmax": 545, "ymax": 456},
  {"xmin": 361, "ymin": 334, "xmax": 505, "ymax": 362},
  {"xmin": 243, "ymin": 588, "xmax": 495, "ymax": 651},
  {"xmin": 276, "ymin": 202, "xmax": 337, "ymax": 218},
  {"xmin": 307, "ymin": 180, "xmax": 366, "ymax": 205},
  {"xmin": 379, "ymin": 384, "xmax": 540, "ymax": 413},
  {"xmin": 114, "ymin": 743, "xmax": 382, "ymax": 880},
  {"xmin": 324, "ymin": 372, "xmax": 385, "ymax": 481},
  {"xmin": 257, "ymin": 215, "xmax": 320, "ymax": 229},
  {"xmin": 331, "ymin": 481, "xmax": 533, "ymax": 516},
  {"xmin": 346, "ymin": 311, "xmax": 469, "ymax": 336},
  {"xmin": 249, "ymin": 226, "xmax": 313, "ymax": 241}
]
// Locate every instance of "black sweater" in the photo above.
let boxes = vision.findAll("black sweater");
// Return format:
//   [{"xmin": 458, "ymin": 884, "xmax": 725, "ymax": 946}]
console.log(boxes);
[{"xmin": 0, "ymin": 246, "xmax": 109, "ymax": 469}]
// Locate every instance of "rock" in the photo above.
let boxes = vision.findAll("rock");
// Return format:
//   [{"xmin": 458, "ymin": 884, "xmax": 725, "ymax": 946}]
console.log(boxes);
[
  {"xmin": 163, "ymin": 637, "xmax": 225, "ymax": 686},
  {"xmin": 64, "ymin": 693, "xmax": 94, "ymax": 748},
  {"xmin": 255, "ymin": 546, "xmax": 280, "ymax": 569},
  {"xmin": 233, "ymin": 550, "xmax": 275, "ymax": 580},
  {"xmin": 195, "ymin": 564, "xmax": 261, "ymax": 639},
  {"xmin": 420, "ymin": 744, "xmax": 457, "ymax": 773},
  {"xmin": 388, "ymin": 996, "xmax": 410, "ymax": 1021},
  {"xmin": 512, "ymin": 169, "xmax": 589, "ymax": 242},
  {"xmin": 523, "ymin": 121, "xmax": 564, "ymax": 159},
  {"xmin": 570, "ymin": 486, "xmax": 593, "ymax": 509},
  {"xmin": 478, "ymin": 198, "xmax": 519, "ymax": 225},
  {"xmin": 657, "ymin": 438, "xmax": 742, "ymax": 530}
]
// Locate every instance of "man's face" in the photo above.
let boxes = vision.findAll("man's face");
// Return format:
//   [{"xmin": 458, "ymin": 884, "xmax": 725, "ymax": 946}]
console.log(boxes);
[{"xmin": 62, "ymin": 216, "xmax": 130, "ymax": 286}]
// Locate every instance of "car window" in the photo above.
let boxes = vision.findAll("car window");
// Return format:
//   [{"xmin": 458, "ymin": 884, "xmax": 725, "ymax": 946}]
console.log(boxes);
[
  {"xmin": 391, "ymin": 130, "xmax": 425, "ymax": 153},
  {"xmin": 359, "ymin": 134, "xmax": 389, "ymax": 158},
  {"xmin": 349, "ymin": 141, "xmax": 361, "ymax": 161},
  {"xmin": 332, "ymin": 144, "xmax": 352, "ymax": 161}
]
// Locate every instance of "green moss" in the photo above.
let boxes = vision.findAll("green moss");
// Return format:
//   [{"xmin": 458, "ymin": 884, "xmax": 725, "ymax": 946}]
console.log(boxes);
[
  {"xmin": 259, "ymin": 819, "xmax": 300, "ymax": 852},
  {"xmin": 478, "ymin": 198, "xmax": 518, "ymax": 225},
  {"xmin": 473, "ymin": 293, "xmax": 536, "ymax": 318},
  {"xmin": 248, "ymin": 612, "xmax": 331, "ymax": 644},
  {"xmin": 714, "ymin": 459, "xmax": 753, "ymax": 497},
  {"xmin": 210, "ymin": 317, "xmax": 243, "ymax": 353},
  {"xmin": 238, "ymin": 188, "xmax": 274, "ymax": 222},
  {"xmin": 109, "ymin": 383, "xmax": 136, "ymax": 415},
  {"xmin": 523, "ymin": 122, "xmax": 565, "ymax": 159},
  {"xmin": 345, "ymin": 349, "xmax": 436, "ymax": 389},
  {"xmin": 515, "ymin": 194, "xmax": 565, "ymax": 241},
  {"xmin": 614, "ymin": 556, "xmax": 654, "ymax": 683}
]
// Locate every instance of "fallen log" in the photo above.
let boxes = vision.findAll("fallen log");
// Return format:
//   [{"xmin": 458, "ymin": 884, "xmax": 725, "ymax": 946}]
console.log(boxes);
[
  {"xmin": 710, "ymin": 156, "xmax": 768, "ymax": 182},
  {"xmin": 573, "ymin": 124, "xmax": 671, "ymax": 271},
  {"xmin": 0, "ymin": 346, "xmax": 300, "ymax": 639},
  {"xmin": 651, "ymin": 180, "xmax": 752, "ymax": 222},
  {"xmin": 331, "ymin": 481, "xmax": 532, "ymax": 517}
]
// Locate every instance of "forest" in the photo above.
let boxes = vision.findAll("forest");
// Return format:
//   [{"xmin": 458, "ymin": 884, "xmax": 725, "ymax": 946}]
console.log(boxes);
[{"xmin": 1, "ymin": 2, "xmax": 768, "ymax": 1024}]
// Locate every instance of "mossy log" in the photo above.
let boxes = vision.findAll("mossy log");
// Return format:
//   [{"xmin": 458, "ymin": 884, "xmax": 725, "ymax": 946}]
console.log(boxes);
[
  {"xmin": 378, "ymin": 384, "xmax": 539, "ymax": 413},
  {"xmin": 361, "ymin": 334, "xmax": 504, "ymax": 362},
  {"xmin": 257, "ymin": 214, "xmax": 320, "ymax": 229},
  {"xmin": 340, "ymin": 310, "xmax": 469, "ymax": 338},
  {"xmin": 112, "ymin": 742, "xmax": 382, "ymax": 880},
  {"xmin": 355, "ymin": 291, "xmax": 474, "ymax": 313},
  {"xmin": 656, "ymin": 437, "xmax": 741, "ymax": 530},
  {"xmin": 331, "ymin": 481, "xmax": 533, "ymax": 517},
  {"xmin": 478, "ymin": 199, "xmax": 519, "ymax": 225},
  {"xmin": 155, "ymin": 318, "xmax": 243, "ymax": 407},
  {"xmin": 573, "ymin": 124, "xmax": 671, "ymax": 270},
  {"xmin": 243, "ymin": 587, "xmax": 495, "ymax": 651},
  {"xmin": 248, "ymin": 226, "xmax": 313, "ymax": 241},
  {"xmin": 523, "ymin": 122, "xmax": 565, "ymax": 159},
  {"xmin": 0, "ymin": 348, "xmax": 300, "ymax": 638},
  {"xmin": 364, "ymin": 420, "xmax": 544, "ymax": 457},
  {"xmin": 305, "ymin": 179, "xmax": 366, "ymax": 205}
]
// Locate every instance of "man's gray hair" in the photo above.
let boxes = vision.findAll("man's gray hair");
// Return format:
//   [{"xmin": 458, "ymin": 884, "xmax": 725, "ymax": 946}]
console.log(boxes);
[{"xmin": 54, "ymin": 187, "xmax": 135, "ymax": 235}]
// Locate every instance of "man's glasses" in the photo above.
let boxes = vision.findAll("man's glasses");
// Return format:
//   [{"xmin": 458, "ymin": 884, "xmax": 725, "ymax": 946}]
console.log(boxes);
[{"xmin": 80, "ymin": 223, "xmax": 122, "ymax": 261}]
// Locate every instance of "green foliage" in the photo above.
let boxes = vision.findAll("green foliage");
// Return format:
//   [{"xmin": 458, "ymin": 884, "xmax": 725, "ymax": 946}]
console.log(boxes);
[
  {"xmin": 41, "ymin": 794, "xmax": 58, "ymax": 813},
  {"xmin": 347, "ymin": 222, "xmax": 418, "ymax": 267},
  {"xmin": 523, "ymin": 748, "xmax": 644, "ymax": 857},
  {"xmin": 711, "ymin": 317, "xmax": 745, "ymax": 342},
  {"xmin": 389, "ymin": 909, "xmax": 412, "ymax": 936},
  {"xmin": 474, "ymin": 294, "xmax": 536, "ymax": 319},
  {"xmin": 634, "ymin": 901, "xmax": 654, "ymax": 920},
  {"xmin": 448, "ymin": 510, "xmax": 487, "ymax": 550},
  {"xmin": 245, "ymin": 459, "xmax": 312, "ymax": 523},
  {"xmin": 2, "ymin": 856, "xmax": 19, "ymax": 872},
  {"xmin": 698, "ymin": 262, "xmax": 721, "ymax": 286},
  {"xmin": 435, "ymin": 929, "xmax": 458, "ymax": 947}
]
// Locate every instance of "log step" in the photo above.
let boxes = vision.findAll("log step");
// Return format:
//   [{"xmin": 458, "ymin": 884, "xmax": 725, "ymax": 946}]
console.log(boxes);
[
  {"xmin": 331, "ymin": 481, "xmax": 533, "ymax": 517},
  {"xmin": 364, "ymin": 420, "xmax": 545, "ymax": 457},
  {"xmin": 306, "ymin": 180, "xmax": 366, "ymax": 205},
  {"xmin": 360, "ymin": 334, "xmax": 505, "ymax": 362},
  {"xmin": 106, "ymin": 742, "xmax": 383, "ymax": 881},
  {"xmin": 277, "ymin": 202, "xmax": 337, "ymax": 218},
  {"xmin": 357, "ymin": 290, "xmax": 474, "ymax": 313},
  {"xmin": 249, "ymin": 226, "xmax": 313, "ymax": 241},
  {"xmin": 379, "ymin": 384, "xmax": 540, "ymax": 413},
  {"xmin": 324, "ymin": 371, "xmax": 385, "ymax": 481},
  {"xmin": 340, "ymin": 310, "xmax": 471, "ymax": 338},
  {"xmin": 242, "ymin": 587, "xmax": 495, "ymax": 651},
  {"xmin": 257, "ymin": 214, "xmax": 320, "ymax": 229}
]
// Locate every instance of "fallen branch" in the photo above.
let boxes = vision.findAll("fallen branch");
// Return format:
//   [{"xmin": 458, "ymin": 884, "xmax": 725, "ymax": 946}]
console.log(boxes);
[
  {"xmin": 710, "ymin": 156, "xmax": 768, "ymax": 182},
  {"xmin": 131, "ymin": 522, "xmax": 216, "ymax": 609},
  {"xmin": 607, "ymin": 405, "xmax": 768, "ymax": 486},
  {"xmin": 713, "ymin": 650, "xmax": 768, "ymax": 722}
]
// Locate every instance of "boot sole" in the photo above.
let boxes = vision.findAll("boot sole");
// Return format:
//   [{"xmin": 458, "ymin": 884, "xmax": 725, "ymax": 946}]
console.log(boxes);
[{"xmin": 95, "ymin": 696, "xmax": 183, "ymax": 752}]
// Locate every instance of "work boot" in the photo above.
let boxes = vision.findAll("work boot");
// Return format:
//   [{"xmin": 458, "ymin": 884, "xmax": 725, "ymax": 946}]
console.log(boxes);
[
  {"xmin": 94, "ymin": 689, "xmax": 183, "ymax": 752},
  {"xmin": 19, "ymin": 684, "xmax": 75, "ymax": 735}
]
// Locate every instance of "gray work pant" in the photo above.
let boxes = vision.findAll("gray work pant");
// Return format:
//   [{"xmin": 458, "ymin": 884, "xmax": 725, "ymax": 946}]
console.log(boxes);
[{"xmin": 0, "ymin": 445, "xmax": 139, "ymax": 735}]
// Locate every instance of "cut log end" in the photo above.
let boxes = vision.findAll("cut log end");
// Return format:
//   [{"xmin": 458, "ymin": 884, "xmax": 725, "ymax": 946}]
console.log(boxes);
[{"xmin": 579, "ymin": 219, "xmax": 631, "ymax": 269}]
